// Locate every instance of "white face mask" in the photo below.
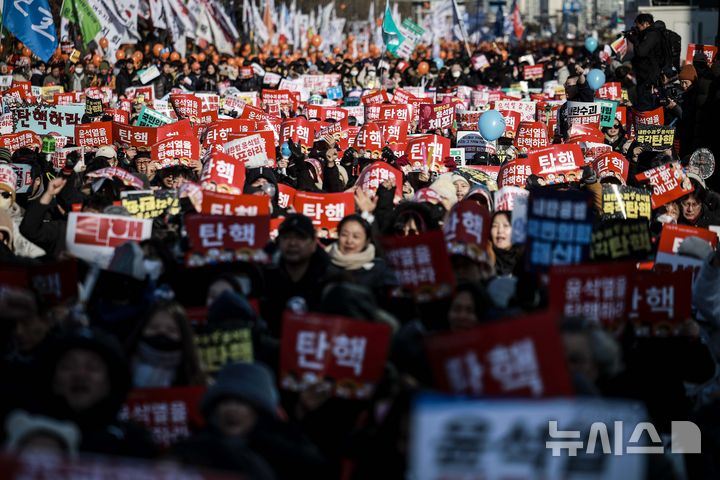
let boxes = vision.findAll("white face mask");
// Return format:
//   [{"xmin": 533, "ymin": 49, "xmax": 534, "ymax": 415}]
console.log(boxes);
[
  {"xmin": 143, "ymin": 259, "xmax": 164, "ymax": 282},
  {"xmin": 367, "ymin": 70, "xmax": 376, "ymax": 78},
  {"xmin": 75, "ymin": 68, "xmax": 83, "ymax": 75},
  {"xmin": 350, "ymin": 70, "xmax": 358, "ymax": 76},
  {"xmin": 452, "ymin": 70, "xmax": 461, "ymax": 78}
]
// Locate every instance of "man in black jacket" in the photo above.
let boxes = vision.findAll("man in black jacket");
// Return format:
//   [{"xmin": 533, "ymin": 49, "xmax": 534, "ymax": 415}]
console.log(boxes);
[{"xmin": 628, "ymin": 13, "xmax": 666, "ymax": 111}]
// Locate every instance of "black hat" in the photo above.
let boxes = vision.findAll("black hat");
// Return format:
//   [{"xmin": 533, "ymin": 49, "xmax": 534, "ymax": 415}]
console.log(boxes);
[{"xmin": 278, "ymin": 213, "xmax": 315, "ymax": 238}]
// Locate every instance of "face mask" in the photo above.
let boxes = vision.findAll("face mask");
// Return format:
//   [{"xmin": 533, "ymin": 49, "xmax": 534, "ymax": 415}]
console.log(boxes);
[
  {"xmin": 141, "ymin": 334, "xmax": 182, "ymax": 352},
  {"xmin": 143, "ymin": 259, "xmax": 163, "ymax": 282},
  {"xmin": 367, "ymin": 71, "xmax": 376, "ymax": 78},
  {"xmin": 452, "ymin": 70, "xmax": 461, "ymax": 78},
  {"xmin": 75, "ymin": 68, "xmax": 83, "ymax": 74},
  {"xmin": 350, "ymin": 70, "xmax": 358, "ymax": 76}
]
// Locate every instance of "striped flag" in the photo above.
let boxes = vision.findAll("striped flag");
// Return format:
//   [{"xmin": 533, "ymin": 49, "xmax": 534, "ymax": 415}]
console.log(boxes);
[{"xmin": 510, "ymin": 0, "xmax": 524, "ymax": 39}]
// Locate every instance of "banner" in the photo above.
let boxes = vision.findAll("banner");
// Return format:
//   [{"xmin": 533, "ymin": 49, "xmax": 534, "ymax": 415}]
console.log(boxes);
[
  {"xmin": 2, "ymin": 0, "xmax": 57, "ymax": 62},
  {"xmin": 66, "ymin": 212, "xmax": 153, "ymax": 268},
  {"xmin": 293, "ymin": 191, "xmax": 355, "ymax": 235},
  {"xmin": 281, "ymin": 117, "xmax": 313, "ymax": 148},
  {"xmin": 0, "ymin": 131, "xmax": 42, "ymax": 153},
  {"xmin": 279, "ymin": 311, "xmax": 392, "ymax": 399},
  {"xmin": 200, "ymin": 150, "xmax": 246, "ymax": 195},
  {"xmin": 15, "ymin": 104, "xmax": 84, "ymax": 138},
  {"xmin": 409, "ymin": 394, "xmax": 646, "ymax": 480},
  {"xmin": 194, "ymin": 322, "xmax": 254, "ymax": 373},
  {"xmin": 200, "ymin": 191, "xmax": 271, "ymax": 217},
  {"xmin": 595, "ymin": 82, "xmax": 623, "ymax": 100},
  {"xmin": 151, "ymin": 135, "xmax": 200, "ymax": 165},
  {"xmin": 355, "ymin": 161, "xmax": 403, "ymax": 199},
  {"xmin": 136, "ymin": 106, "xmax": 174, "ymax": 127},
  {"xmin": 425, "ymin": 312, "xmax": 573, "ymax": 397},
  {"xmin": 120, "ymin": 190, "xmax": 180, "ymax": 219},
  {"xmin": 407, "ymin": 135, "xmax": 452, "ymax": 173},
  {"xmin": 494, "ymin": 186, "xmax": 529, "ymax": 212},
  {"xmin": 0, "ymin": 259, "xmax": 78, "ymax": 306},
  {"xmin": 497, "ymin": 159, "xmax": 532, "ymax": 188},
  {"xmin": 204, "ymin": 119, "xmax": 256, "ymax": 145},
  {"xmin": 628, "ymin": 270, "xmax": 693, "ymax": 336},
  {"xmin": 381, "ymin": 230, "xmax": 455, "ymax": 301},
  {"xmin": 593, "ymin": 152, "xmax": 629, "ymax": 184},
  {"xmin": 526, "ymin": 189, "xmax": 593, "ymax": 270},
  {"xmin": 456, "ymin": 110, "xmax": 481, "ymax": 131},
  {"xmin": 514, "ymin": 121, "xmax": 548, "ymax": 151},
  {"xmin": 566, "ymin": 101, "xmax": 601, "ymax": 126},
  {"xmin": 635, "ymin": 125, "xmax": 675, "ymax": 151},
  {"xmin": 223, "ymin": 132, "xmax": 275, "ymax": 168},
  {"xmin": 633, "ymin": 107, "xmax": 664, "ymax": 127},
  {"xmin": 494, "ymin": 100, "xmax": 536, "ymax": 122},
  {"xmin": 444, "ymin": 201, "xmax": 491, "ymax": 262},
  {"xmin": 686, "ymin": 44, "xmax": 717, "ymax": 65},
  {"xmin": 170, "ymin": 93, "xmax": 201, "ymax": 119},
  {"xmin": 498, "ymin": 110, "xmax": 521, "ymax": 138},
  {"xmin": 418, "ymin": 103, "xmax": 455, "ymax": 131},
  {"xmin": 85, "ymin": 167, "xmax": 144, "ymax": 189},
  {"xmin": 119, "ymin": 386, "xmax": 206, "ymax": 447},
  {"xmin": 591, "ymin": 220, "xmax": 653, "ymax": 261},
  {"xmin": 75, "ymin": 121, "xmax": 113, "ymax": 148},
  {"xmin": 635, "ymin": 162, "xmax": 694, "ymax": 209},
  {"xmin": 522, "ymin": 63, "xmax": 544, "ymax": 80},
  {"xmin": 595, "ymin": 99, "xmax": 618, "ymax": 128},
  {"xmin": 655, "ymin": 223, "xmax": 717, "ymax": 272},
  {"xmin": 185, "ymin": 214, "xmax": 270, "ymax": 265},
  {"xmin": 527, "ymin": 144, "xmax": 584, "ymax": 185},
  {"xmin": 601, "ymin": 185, "xmax": 651, "ymax": 220}
]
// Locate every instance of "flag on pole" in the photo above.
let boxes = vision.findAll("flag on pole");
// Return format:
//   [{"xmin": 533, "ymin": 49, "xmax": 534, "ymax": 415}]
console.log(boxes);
[
  {"xmin": 451, "ymin": 0, "xmax": 471, "ymax": 57},
  {"xmin": 611, "ymin": 36, "xmax": 627, "ymax": 59},
  {"xmin": 382, "ymin": 0, "xmax": 405, "ymax": 55},
  {"xmin": 3, "ymin": 0, "xmax": 58, "ymax": 62},
  {"xmin": 510, "ymin": 0, "xmax": 525, "ymax": 39}
]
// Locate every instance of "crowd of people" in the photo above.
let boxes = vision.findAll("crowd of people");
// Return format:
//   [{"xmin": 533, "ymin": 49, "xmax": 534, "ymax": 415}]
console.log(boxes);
[{"xmin": 1, "ymin": 11, "xmax": 720, "ymax": 479}]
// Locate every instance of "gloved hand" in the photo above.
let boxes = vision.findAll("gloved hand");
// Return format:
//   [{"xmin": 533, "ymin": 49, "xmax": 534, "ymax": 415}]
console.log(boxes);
[{"xmin": 581, "ymin": 165, "xmax": 598, "ymax": 185}]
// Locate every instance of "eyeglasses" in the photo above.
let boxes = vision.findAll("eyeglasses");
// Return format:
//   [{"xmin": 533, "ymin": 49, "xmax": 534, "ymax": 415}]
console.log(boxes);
[
  {"xmin": 681, "ymin": 201, "xmax": 700, "ymax": 209},
  {"xmin": 0, "ymin": 191, "xmax": 11, "ymax": 199}
]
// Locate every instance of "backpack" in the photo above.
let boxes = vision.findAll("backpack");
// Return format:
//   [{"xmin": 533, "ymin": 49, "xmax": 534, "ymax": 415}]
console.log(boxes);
[{"xmin": 661, "ymin": 28, "xmax": 682, "ymax": 72}]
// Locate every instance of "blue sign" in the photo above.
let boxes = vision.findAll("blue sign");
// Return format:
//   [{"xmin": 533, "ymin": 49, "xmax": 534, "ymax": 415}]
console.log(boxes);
[{"xmin": 326, "ymin": 85, "xmax": 343, "ymax": 100}]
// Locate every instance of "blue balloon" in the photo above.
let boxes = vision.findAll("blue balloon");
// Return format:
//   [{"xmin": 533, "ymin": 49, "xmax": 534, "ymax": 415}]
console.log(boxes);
[
  {"xmin": 281, "ymin": 142, "xmax": 291, "ymax": 157},
  {"xmin": 478, "ymin": 110, "xmax": 506, "ymax": 141},
  {"xmin": 587, "ymin": 69, "xmax": 606, "ymax": 90},
  {"xmin": 434, "ymin": 57, "xmax": 444, "ymax": 69},
  {"xmin": 585, "ymin": 37, "xmax": 598, "ymax": 53}
]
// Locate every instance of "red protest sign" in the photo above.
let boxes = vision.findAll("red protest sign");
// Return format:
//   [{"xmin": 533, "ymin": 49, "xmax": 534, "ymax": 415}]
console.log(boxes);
[
  {"xmin": 355, "ymin": 122, "xmax": 384, "ymax": 154},
  {"xmin": 686, "ymin": 44, "xmax": 717, "ymax": 65},
  {"xmin": 0, "ymin": 259, "xmax": 78, "ymax": 306},
  {"xmin": 279, "ymin": 311, "xmax": 392, "ymax": 399},
  {"xmin": 657, "ymin": 223, "xmax": 717, "ymax": 256},
  {"xmin": 239, "ymin": 104, "xmax": 275, "ymax": 123},
  {"xmin": 527, "ymin": 144, "xmax": 584, "ymax": 184},
  {"xmin": 381, "ymin": 230, "xmax": 456, "ymax": 301},
  {"xmin": 85, "ymin": 167, "xmax": 145, "ymax": 190},
  {"xmin": 75, "ymin": 122, "xmax": 113, "ymax": 149},
  {"xmin": 633, "ymin": 107, "xmax": 664, "ymax": 127},
  {"xmin": 200, "ymin": 191, "xmax": 270, "ymax": 217},
  {"xmin": 281, "ymin": 117, "xmax": 313, "ymax": 148},
  {"xmin": 407, "ymin": 134, "xmax": 452, "ymax": 173},
  {"xmin": 361, "ymin": 89, "xmax": 389, "ymax": 104},
  {"xmin": 523, "ymin": 63, "xmax": 544, "ymax": 80},
  {"xmin": 567, "ymin": 123, "xmax": 604, "ymax": 143},
  {"xmin": 379, "ymin": 103, "xmax": 413, "ymax": 122},
  {"xmin": 204, "ymin": 119, "xmax": 256, "ymax": 146},
  {"xmin": 635, "ymin": 162, "xmax": 694, "ymax": 209},
  {"xmin": 105, "ymin": 108, "xmax": 129, "ymax": 124},
  {"xmin": 628, "ymin": 270, "xmax": 693, "ymax": 336},
  {"xmin": 262, "ymin": 89, "xmax": 297, "ymax": 115},
  {"xmin": 593, "ymin": 152, "xmax": 629, "ymax": 183},
  {"xmin": 418, "ymin": 103, "xmax": 455, "ymax": 131},
  {"xmin": 549, "ymin": 262, "xmax": 635, "ymax": 330},
  {"xmin": 456, "ymin": 110, "xmax": 482, "ymax": 131},
  {"xmin": 66, "ymin": 213, "xmax": 153, "ymax": 267},
  {"xmin": 392, "ymin": 88, "xmax": 416, "ymax": 104},
  {"xmin": 497, "ymin": 158, "xmax": 533, "ymax": 188},
  {"xmin": 112, "ymin": 122, "xmax": 158, "ymax": 148},
  {"xmin": 444, "ymin": 200, "xmax": 491, "ymax": 262},
  {"xmin": 294, "ymin": 191, "xmax": 355, "ymax": 234},
  {"xmin": 170, "ymin": 94, "xmax": 201, "ymax": 119},
  {"xmin": 151, "ymin": 135, "xmax": 200, "ymax": 165},
  {"xmin": 185, "ymin": 214, "xmax": 270, "ymax": 261},
  {"xmin": 595, "ymin": 82, "xmax": 623, "ymax": 100},
  {"xmin": 514, "ymin": 121, "xmax": 548, "ymax": 151},
  {"xmin": 119, "ymin": 386, "xmax": 206, "ymax": 447},
  {"xmin": 355, "ymin": 161, "xmax": 403, "ymax": 200},
  {"xmin": 425, "ymin": 312, "xmax": 573, "ymax": 397},
  {"xmin": 498, "ymin": 110, "xmax": 521, "ymax": 137},
  {"xmin": 277, "ymin": 183, "xmax": 297, "ymax": 210},
  {"xmin": 200, "ymin": 150, "xmax": 246, "ymax": 195},
  {"xmin": 125, "ymin": 85, "xmax": 155, "ymax": 102},
  {"xmin": 0, "ymin": 131, "xmax": 42, "ymax": 153}
]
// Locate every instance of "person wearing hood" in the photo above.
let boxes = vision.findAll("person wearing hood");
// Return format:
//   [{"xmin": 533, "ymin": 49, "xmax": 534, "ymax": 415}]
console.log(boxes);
[
  {"xmin": 37, "ymin": 326, "xmax": 157, "ymax": 458},
  {"xmin": 244, "ymin": 166, "xmax": 282, "ymax": 216},
  {"xmin": 488, "ymin": 211, "xmax": 524, "ymax": 277},
  {"xmin": 0, "ymin": 164, "xmax": 44, "ymax": 258},
  {"xmin": 174, "ymin": 362, "xmax": 329, "ymax": 480},
  {"xmin": 601, "ymin": 119, "xmax": 627, "ymax": 152}
]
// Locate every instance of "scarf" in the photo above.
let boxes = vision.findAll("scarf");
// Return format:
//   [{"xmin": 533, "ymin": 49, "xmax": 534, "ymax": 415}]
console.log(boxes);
[
  {"xmin": 326, "ymin": 242, "xmax": 376, "ymax": 271},
  {"xmin": 132, "ymin": 341, "xmax": 182, "ymax": 388}
]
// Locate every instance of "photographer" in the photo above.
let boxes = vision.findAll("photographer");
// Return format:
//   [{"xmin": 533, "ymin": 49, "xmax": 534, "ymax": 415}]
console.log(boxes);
[
  {"xmin": 626, "ymin": 13, "xmax": 666, "ymax": 111},
  {"xmin": 671, "ymin": 65, "xmax": 702, "ymax": 157}
]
